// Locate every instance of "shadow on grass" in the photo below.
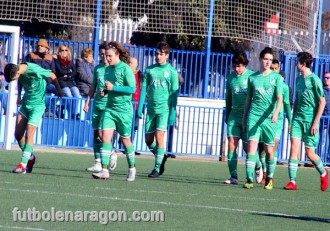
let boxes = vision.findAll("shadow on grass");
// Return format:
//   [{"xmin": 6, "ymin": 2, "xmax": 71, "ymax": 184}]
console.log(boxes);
[{"xmin": 254, "ymin": 213, "xmax": 330, "ymax": 223}]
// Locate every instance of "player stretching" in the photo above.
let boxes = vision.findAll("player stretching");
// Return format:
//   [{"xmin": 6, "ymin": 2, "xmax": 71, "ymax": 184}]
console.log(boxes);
[
  {"xmin": 284, "ymin": 52, "xmax": 328, "ymax": 191},
  {"xmin": 4, "ymin": 62, "xmax": 63, "ymax": 173},
  {"xmin": 137, "ymin": 41, "xmax": 179, "ymax": 178},
  {"xmin": 224, "ymin": 51, "xmax": 263, "ymax": 185},
  {"xmin": 92, "ymin": 42, "xmax": 136, "ymax": 181},
  {"xmin": 84, "ymin": 42, "xmax": 117, "ymax": 173},
  {"xmin": 242, "ymin": 47, "xmax": 283, "ymax": 190}
]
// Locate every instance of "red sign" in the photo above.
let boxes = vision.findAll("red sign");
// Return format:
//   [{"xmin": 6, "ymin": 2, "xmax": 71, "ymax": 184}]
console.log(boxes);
[{"xmin": 264, "ymin": 15, "xmax": 279, "ymax": 35}]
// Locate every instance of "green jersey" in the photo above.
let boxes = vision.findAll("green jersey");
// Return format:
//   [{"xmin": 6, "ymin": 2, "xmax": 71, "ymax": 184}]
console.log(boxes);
[
  {"xmin": 247, "ymin": 71, "xmax": 283, "ymax": 119},
  {"xmin": 19, "ymin": 62, "xmax": 51, "ymax": 106},
  {"xmin": 93, "ymin": 63, "xmax": 108, "ymax": 110},
  {"xmin": 293, "ymin": 73, "xmax": 324, "ymax": 122},
  {"xmin": 225, "ymin": 69, "xmax": 254, "ymax": 122},
  {"xmin": 104, "ymin": 61, "xmax": 136, "ymax": 112},
  {"xmin": 143, "ymin": 63, "xmax": 179, "ymax": 114},
  {"xmin": 278, "ymin": 81, "xmax": 292, "ymax": 125}
]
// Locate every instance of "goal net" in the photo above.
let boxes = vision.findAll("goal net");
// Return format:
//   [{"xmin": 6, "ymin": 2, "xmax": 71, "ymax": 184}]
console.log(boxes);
[{"xmin": 0, "ymin": 0, "xmax": 321, "ymax": 55}]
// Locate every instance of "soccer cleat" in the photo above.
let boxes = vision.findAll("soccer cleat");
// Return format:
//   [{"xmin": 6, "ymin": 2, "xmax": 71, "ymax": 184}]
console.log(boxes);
[
  {"xmin": 284, "ymin": 181, "xmax": 297, "ymax": 190},
  {"xmin": 12, "ymin": 163, "xmax": 26, "ymax": 174},
  {"xmin": 109, "ymin": 151, "xmax": 118, "ymax": 171},
  {"xmin": 260, "ymin": 172, "xmax": 267, "ymax": 184},
  {"xmin": 159, "ymin": 155, "xmax": 168, "ymax": 176},
  {"xmin": 92, "ymin": 169, "xmax": 110, "ymax": 180},
  {"xmin": 26, "ymin": 154, "xmax": 36, "ymax": 173},
  {"xmin": 148, "ymin": 169, "xmax": 160, "ymax": 178},
  {"xmin": 264, "ymin": 178, "xmax": 273, "ymax": 190},
  {"xmin": 127, "ymin": 167, "xmax": 136, "ymax": 182},
  {"xmin": 320, "ymin": 169, "xmax": 329, "ymax": 192},
  {"xmin": 224, "ymin": 177, "xmax": 238, "ymax": 185},
  {"xmin": 243, "ymin": 180, "xmax": 253, "ymax": 189},
  {"xmin": 255, "ymin": 166, "xmax": 263, "ymax": 184},
  {"xmin": 86, "ymin": 163, "xmax": 102, "ymax": 172}
]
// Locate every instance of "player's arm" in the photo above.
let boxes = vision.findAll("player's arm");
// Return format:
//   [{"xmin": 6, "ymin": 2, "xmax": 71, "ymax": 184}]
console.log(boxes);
[
  {"xmin": 105, "ymin": 68, "xmax": 136, "ymax": 94},
  {"xmin": 271, "ymin": 76, "xmax": 283, "ymax": 123},
  {"xmin": 169, "ymin": 70, "xmax": 179, "ymax": 126},
  {"xmin": 311, "ymin": 96, "xmax": 326, "ymax": 135},
  {"xmin": 225, "ymin": 77, "xmax": 232, "ymax": 124},
  {"xmin": 84, "ymin": 85, "xmax": 96, "ymax": 112},
  {"xmin": 49, "ymin": 73, "xmax": 64, "ymax": 97},
  {"xmin": 16, "ymin": 81, "xmax": 22, "ymax": 106},
  {"xmin": 137, "ymin": 69, "xmax": 148, "ymax": 118},
  {"xmin": 283, "ymin": 86, "xmax": 292, "ymax": 127},
  {"xmin": 242, "ymin": 95, "xmax": 251, "ymax": 133}
]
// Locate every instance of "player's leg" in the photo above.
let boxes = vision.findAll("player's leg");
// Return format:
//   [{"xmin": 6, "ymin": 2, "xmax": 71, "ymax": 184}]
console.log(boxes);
[
  {"xmin": 92, "ymin": 109, "xmax": 115, "ymax": 179},
  {"xmin": 258, "ymin": 142, "xmax": 267, "ymax": 184},
  {"xmin": 262, "ymin": 120, "xmax": 276, "ymax": 190},
  {"xmin": 284, "ymin": 137, "xmax": 300, "ymax": 190},
  {"xmin": 87, "ymin": 107, "xmax": 103, "ymax": 172},
  {"xmin": 304, "ymin": 129, "xmax": 328, "ymax": 191},
  {"xmin": 145, "ymin": 112, "xmax": 157, "ymax": 155},
  {"xmin": 116, "ymin": 112, "xmax": 136, "ymax": 181}
]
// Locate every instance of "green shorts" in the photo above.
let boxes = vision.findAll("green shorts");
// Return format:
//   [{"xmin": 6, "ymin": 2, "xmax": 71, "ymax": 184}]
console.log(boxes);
[
  {"xmin": 19, "ymin": 103, "xmax": 45, "ymax": 127},
  {"xmin": 226, "ymin": 119, "xmax": 247, "ymax": 143},
  {"xmin": 101, "ymin": 108, "xmax": 133, "ymax": 138},
  {"xmin": 145, "ymin": 111, "xmax": 168, "ymax": 133},
  {"xmin": 92, "ymin": 106, "xmax": 104, "ymax": 130},
  {"xmin": 247, "ymin": 116, "xmax": 276, "ymax": 146},
  {"xmin": 291, "ymin": 120, "xmax": 319, "ymax": 148},
  {"xmin": 275, "ymin": 118, "xmax": 284, "ymax": 140}
]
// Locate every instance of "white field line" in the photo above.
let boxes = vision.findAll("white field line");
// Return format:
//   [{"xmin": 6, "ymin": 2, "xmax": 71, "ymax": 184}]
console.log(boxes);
[
  {"xmin": 0, "ymin": 180, "xmax": 329, "ymax": 206},
  {"xmin": 0, "ymin": 187, "xmax": 326, "ymax": 221},
  {"xmin": 0, "ymin": 225, "xmax": 61, "ymax": 231}
]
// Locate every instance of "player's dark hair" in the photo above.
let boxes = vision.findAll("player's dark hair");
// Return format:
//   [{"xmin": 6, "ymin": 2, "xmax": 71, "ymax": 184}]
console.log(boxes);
[
  {"xmin": 232, "ymin": 51, "xmax": 249, "ymax": 66},
  {"xmin": 4, "ymin": 63, "xmax": 19, "ymax": 83},
  {"xmin": 259, "ymin": 47, "xmax": 275, "ymax": 59},
  {"xmin": 99, "ymin": 41, "xmax": 107, "ymax": 51},
  {"xmin": 156, "ymin": 41, "xmax": 170, "ymax": 54},
  {"xmin": 106, "ymin": 41, "xmax": 130, "ymax": 64},
  {"xmin": 272, "ymin": 59, "xmax": 280, "ymax": 65},
  {"xmin": 297, "ymin": 52, "xmax": 313, "ymax": 68}
]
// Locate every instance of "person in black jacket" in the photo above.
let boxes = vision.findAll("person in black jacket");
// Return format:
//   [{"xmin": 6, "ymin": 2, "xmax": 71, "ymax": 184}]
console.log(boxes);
[{"xmin": 54, "ymin": 44, "xmax": 82, "ymax": 119}]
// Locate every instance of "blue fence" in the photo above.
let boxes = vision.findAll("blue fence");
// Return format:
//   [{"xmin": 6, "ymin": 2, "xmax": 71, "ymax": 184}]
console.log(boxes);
[{"xmin": 1, "ymin": 35, "xmax": 330, "ymax": 164}]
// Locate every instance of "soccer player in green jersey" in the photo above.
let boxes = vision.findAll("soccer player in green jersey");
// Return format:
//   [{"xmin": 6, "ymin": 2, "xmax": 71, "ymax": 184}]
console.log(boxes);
[
  {"xmin": 224, "ymin": 51, "xmax": 256, "ymax": 185},
  {"xmin": 4, "ymin": 62, "xmax": 64, "ymax": 174},
  {"xmin": 92, "ymin": 42, "xmax": 136, "ymax": 181},
  {"xmin": 284, "ymin": 52, "xmax": 329, "ymax": 191},
  {"xmin": 242, "ymin": 47, "xmax": 283, "ymax": 190},
  {"xmin": 137, "ymin": 41, "xmax": 179, "ymax": 178},
  {"xmin": 84, "ymin": 42, "xmax": 117, "ymax": 173}
]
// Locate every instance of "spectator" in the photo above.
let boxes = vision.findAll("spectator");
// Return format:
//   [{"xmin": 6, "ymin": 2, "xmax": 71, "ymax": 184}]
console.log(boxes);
[
  {"xmin": 75, "ymin": 48, "xmax": 94, "ymax": 96},
  {"xmin": 319, "ymin": 72, "xmax": 330, "ymax": 165},
  {"xmin": 54, "ymin": 45, "xmax": 82, "ymax": 119},
  {"xmin": 0, "ymin": 41, "xmax": 7, "ymax": 115},
  {"xmin": 25, "ymin": 39, "xmax": 57, "ymax": 118}
]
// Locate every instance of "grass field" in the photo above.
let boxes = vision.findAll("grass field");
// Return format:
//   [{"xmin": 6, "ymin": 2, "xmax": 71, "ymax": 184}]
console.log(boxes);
[{"xmin": 0, "ymin": 150, "xmax": 329, "ymax": 231}]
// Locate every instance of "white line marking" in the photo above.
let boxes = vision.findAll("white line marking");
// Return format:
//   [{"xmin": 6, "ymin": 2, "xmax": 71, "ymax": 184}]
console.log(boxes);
[
  {"xmin": 1, "ymin": 187, "xmax": 327, "ymax": 221},
  {"xmin": 0, "ymin": 225, "xmax": 61, "ymax": 231}
]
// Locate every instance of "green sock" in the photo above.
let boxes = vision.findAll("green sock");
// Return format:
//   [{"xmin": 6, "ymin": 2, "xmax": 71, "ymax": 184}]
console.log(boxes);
[
  {"xmin": 288, "ymin": 159, "xmax": 299, "ymax": 182},
  {"xmin": 148, "ymin": 141, "xmax": 157, "ymax": 156},
  {"xmin": 312, "ymin": 157, "xmax": 325, "ymax": 175},
  {"xmin": 18, "ymin": 142, "xmax": 26, "ymax": 151},
  {"xmin": 246, "ymin": 154, "xmax": 257, "ymax": 182},
  {"xmin": 266, "ymin": 156, "xmax": 275, "ymax": 178},
  {"xmin": 260, "ymin": 153, "xmax": 266, "ymax": 173},
  {"xmin": 125, "ymin": 144, "xmax": 135, "ymax": 168},
  {"xmin": 93, "ymin": 137, "xmax": 102, "ymax": 161},
  {"xmin": 154, "ymin": 147, "xmax": 165, "ymax": 173},
  {"xmin": 21, "ymin": 144, "xmax": 33, "ymax": 165},
  {"xmin": 255, "ymin": 151, "xmax": 261, "ymax": 169},
  {"xmin": 100, "ymin": 143, "xmax": 112, "ymax": 169},
  {"xmin": 227, "ymin": 151, "xmax": 238, "ymax": 178}
]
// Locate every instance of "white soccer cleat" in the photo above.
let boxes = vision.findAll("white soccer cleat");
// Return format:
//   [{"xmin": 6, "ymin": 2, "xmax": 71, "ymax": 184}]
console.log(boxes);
[
  {"xmin": 127, "ymin": 167, "xmax": 136, "ymax": 182},
  {"xmin": 255, "ymin": 165, "xmax": 263, "ymax": 184},
  {"xmin": 92, "ymin": 169, "xmax": 110, "ymax": 180},
  {"xmin": 86, "ymin": 163, "xmax": 102, "ymax": 172},
  {"xmin": 224, "ymin": 177, "xmax": 238, "ymax": 185},
  {"xmin": 109, "ymin": 151, "xmax": 118, "ymax": 171}
]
